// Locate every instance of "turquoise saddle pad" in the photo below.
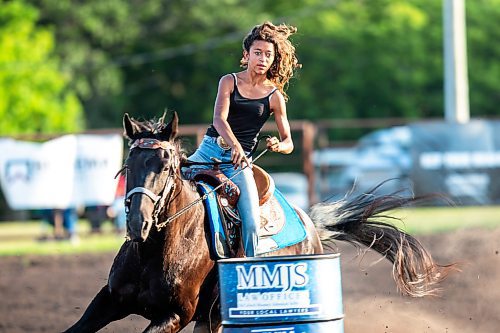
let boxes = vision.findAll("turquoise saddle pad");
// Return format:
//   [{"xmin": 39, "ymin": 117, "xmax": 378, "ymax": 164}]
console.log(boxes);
[{"xmin": 197, "ymin": 181, "xmax": 307, "ymax": 259}]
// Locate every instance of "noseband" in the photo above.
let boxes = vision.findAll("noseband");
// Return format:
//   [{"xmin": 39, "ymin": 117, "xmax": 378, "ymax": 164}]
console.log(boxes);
[{"xmin": 125, "ymin": 138, "xmax": 179, "ymax": 225}]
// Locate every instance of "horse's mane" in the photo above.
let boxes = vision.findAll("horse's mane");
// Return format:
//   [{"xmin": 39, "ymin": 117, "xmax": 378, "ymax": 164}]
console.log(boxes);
[
  {"xmin": 126, "ymin": 117, "xmax": 168, "ymax": 141},
  {"xmin": 126, "ymin": 116, "xmax": 186, "ymax": 161}
]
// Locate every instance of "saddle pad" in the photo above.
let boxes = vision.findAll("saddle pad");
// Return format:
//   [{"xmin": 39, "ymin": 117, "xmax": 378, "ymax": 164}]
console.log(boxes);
[
  {"xmin": 197, "ymin": 181, "xmax": 307, "ymax": 259},
  {"xmin": 260, "ymin": 189, "xmax": 307, "ymax": 254},
  {"xmin": 197, "ymin": 182, "xmax": 230, "ymax": 259}
]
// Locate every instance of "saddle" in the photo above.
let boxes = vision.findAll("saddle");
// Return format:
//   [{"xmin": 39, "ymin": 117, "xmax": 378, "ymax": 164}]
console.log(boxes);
[
  {"xmin": 186, "ymin": 165, "xmax": 306, "ymax": 258},
  {"xmin": 186, "ymin": 165, "xmax": 273, "ymax": 203}
]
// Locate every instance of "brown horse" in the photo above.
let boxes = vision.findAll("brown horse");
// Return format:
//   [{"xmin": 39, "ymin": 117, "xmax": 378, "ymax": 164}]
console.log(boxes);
[{"xmin": 64, "ymin": 113, "xmax": 454, "ymax": 333}]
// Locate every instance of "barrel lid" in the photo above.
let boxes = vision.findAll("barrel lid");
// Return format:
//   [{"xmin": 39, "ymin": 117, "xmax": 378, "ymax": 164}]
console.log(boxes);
[{"xmin": 217, "ymin": 253, "xmax": 340, "ymax": 264}]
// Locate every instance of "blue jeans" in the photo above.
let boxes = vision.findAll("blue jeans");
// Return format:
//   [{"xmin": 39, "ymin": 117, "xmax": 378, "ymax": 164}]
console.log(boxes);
[{"xmin": 185, "ymin": 135, "xmax": 259, "ymax": 257}]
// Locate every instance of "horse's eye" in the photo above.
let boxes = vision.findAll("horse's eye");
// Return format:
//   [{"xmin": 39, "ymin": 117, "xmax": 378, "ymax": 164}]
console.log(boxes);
[{"xmin": 162, "ymin": 150, "xmax": 171, "ymax": 159}]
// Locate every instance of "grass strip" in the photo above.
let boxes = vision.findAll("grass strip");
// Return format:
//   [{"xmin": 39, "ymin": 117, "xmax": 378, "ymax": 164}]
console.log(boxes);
[{"xmin": 0, "ymin": 206, "xmax": 499, "ymax": 256}]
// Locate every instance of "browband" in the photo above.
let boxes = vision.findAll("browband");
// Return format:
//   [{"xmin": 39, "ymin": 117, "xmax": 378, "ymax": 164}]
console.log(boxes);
[{"xmin": 130, "ymin": 138, "xmax": 174, "ymax": 150}]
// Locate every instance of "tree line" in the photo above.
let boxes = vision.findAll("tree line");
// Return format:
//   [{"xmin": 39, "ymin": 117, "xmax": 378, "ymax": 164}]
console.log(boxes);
[{"xmin": 1, "ymin": 0, "xmax": 499, "ymax": 138}]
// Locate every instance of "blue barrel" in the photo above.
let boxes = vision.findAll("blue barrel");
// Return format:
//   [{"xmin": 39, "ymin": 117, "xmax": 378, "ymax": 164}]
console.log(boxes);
[{"xmin": 217, "ymin": 253, "xmax": 344, "ymax": 332}]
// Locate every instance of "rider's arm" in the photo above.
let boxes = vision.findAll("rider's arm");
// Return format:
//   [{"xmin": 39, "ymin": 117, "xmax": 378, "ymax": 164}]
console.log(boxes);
[
  {"xmin": 212, "ymin": 74, "xmax": 250, "ymax": 167},
  {"xmin": 268, "ymin": 91, "xmax": 294, "ymax": 154}
]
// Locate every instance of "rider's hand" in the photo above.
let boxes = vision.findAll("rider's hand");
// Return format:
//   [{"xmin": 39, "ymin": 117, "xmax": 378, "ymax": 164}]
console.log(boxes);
[
  {"xmin": 231, "ymin": 145, "xmax": 251, "ymax": 170},
  {"xmin": 266, "ymin": 136, "xmax": 281, "ymax": 153}
]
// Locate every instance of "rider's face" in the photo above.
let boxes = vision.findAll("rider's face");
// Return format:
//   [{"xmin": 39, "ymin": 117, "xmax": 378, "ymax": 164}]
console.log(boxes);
[{"xmin": 244, "ymin": 40, "xmax": 275, "ymax": 75}]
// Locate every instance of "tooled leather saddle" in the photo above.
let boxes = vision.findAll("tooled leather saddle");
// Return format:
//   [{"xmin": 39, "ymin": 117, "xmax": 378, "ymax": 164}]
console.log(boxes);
[{"xmin": 184, "ymin": 165, "xmax": 306, "ymax": 258}]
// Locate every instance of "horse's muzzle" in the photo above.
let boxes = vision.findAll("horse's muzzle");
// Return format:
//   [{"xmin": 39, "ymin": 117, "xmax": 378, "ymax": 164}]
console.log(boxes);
[
  {"xmin": 140, "ymin": 220, "xmax": 153, "ymax": 241},
  {"xmin": 127, "ymin": 216, "xmax": 153, "ymax": 242}
]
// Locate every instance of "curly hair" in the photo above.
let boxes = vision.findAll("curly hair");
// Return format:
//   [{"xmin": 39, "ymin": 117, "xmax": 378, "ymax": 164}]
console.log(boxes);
[{"xmin": 240, "ymin": 21, "xmax": 301, "ymax": 102}]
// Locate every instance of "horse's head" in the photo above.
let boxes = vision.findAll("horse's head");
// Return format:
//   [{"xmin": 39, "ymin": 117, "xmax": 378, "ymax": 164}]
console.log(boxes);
[{"xmin": 122, "ymin": 112, "xmax": 180, "ymax": 242}]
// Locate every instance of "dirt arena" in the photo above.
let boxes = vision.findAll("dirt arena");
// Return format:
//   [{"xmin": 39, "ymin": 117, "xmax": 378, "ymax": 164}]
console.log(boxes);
[{"xmin": 0, "ymin": 227, "xmax": 499, "ymax": 333}]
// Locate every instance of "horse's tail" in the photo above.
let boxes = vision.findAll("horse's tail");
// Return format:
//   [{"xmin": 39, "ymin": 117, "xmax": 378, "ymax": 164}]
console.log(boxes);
[{"xmin": 309, "ymin": 187, "xmax": 456, "ymax": 297}]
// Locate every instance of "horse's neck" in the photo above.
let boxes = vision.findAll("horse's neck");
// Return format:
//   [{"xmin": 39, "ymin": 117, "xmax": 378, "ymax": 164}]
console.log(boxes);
[
  {"xmin": 164, "ymin": 178, "xmax": 204, "ymax": 232},
  {"xmin": 161, "ymin": 178, "xmax": 210, "ymax": 266}
]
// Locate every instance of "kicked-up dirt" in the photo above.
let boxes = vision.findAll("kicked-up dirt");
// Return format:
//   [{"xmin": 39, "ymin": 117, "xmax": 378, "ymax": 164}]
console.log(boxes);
[{"xmin": 0, "ymin": 227, "xmax": 499, "ymax": 333}]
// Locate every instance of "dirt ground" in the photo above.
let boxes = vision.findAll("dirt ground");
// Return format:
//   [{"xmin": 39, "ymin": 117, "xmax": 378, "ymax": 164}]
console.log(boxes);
[{"xmin": 0, "ymin": 227, "xmax": 499, "ymax": 333}]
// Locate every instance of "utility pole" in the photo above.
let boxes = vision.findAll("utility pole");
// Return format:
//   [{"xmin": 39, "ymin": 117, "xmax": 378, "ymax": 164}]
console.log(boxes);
[{"xmin": 443, "ymin": 0, "xmax": 470, "ymax": 123}]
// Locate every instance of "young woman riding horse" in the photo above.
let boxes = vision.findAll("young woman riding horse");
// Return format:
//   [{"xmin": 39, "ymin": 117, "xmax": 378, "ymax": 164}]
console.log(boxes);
[
  {"xmin": 64, "ymin": 111, "xmax": 455, "ymax": 333},
  {"xmin": 187, "ymin": 21, "xmax": 301, "ymax": 258}
]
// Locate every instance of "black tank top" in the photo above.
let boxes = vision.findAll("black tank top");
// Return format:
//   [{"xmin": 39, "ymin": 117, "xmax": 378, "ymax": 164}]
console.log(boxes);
[{"xmin": 206, "ymin": 73, "xmax": 277, "ymax": 152}]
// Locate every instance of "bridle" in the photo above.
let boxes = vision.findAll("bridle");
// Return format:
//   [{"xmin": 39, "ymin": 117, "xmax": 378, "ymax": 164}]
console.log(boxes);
[
  {"xmin": 123, "ymin": 136, "xmax": 270, "ymax": 231},
  {"xmin": 124, "ymin": 138, "xmax": 179, "ymax": 229}
]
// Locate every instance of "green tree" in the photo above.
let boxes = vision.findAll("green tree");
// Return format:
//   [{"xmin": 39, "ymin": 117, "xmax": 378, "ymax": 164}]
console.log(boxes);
[
  {"xmin": 29, "ymin": 0, "xmax": 267, "ymax": 128},
  {"xmin": 467, "ymin": 0, "xmax": 500, "ymax": 116},
  {"xmin": 285, "ymin": 0, "xmax": 442, "ymax": 120},
  {"xmin": 26, "ymin": 0, "xmax": 500, "ymax": 133},
  {"xmin": 30, "ymin": 0, "xmax": 141, "ymax": 127},
  {"xmin": 0, "ymin": 0, "xmax": 83, "ymax": 135}
]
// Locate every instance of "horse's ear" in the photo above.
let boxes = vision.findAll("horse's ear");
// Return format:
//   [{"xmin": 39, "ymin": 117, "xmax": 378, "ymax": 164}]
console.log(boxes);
[
  {"xmin": 161, "ymin": 111, "xmax": 179, "ymax": 141},
  {"xmin": 159, "ymin": 110, "xmax": 167, "ymax": 125},
  {"xmin": 123, "ymin": 113, "xmax": 140, "ymax": 140}
]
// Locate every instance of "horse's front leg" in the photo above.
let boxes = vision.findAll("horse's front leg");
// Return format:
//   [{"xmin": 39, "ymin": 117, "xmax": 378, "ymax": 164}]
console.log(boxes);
[
  {"xmin": 64, "ymin": 285, "xmax": 133, "ymax": 333},
  {"xmin": 142, "ymin": 314, "xmax": 182, "ymax": 333}
]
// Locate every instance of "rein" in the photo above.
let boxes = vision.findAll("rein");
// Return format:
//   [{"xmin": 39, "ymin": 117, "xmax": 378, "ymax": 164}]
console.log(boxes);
[
  {"xmin": 154, "ymin": 146, "xmax": 269, "ymax": 230},
  {"xmin": 124, "ymin": 136, "xmax": 270, "ymax": 231},
  {"xmin": 180, "ymin": 135, "xmax": 270, "ymax": 167}
]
